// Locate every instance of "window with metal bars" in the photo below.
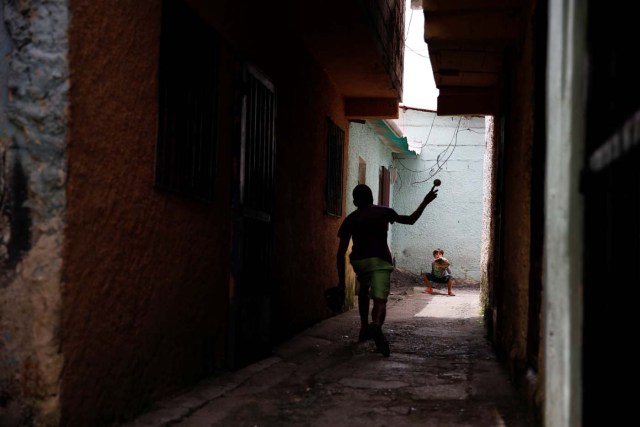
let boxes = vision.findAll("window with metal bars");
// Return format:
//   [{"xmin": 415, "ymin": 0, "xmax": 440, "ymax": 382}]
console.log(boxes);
[
  {"xmin": 325, "ymin": 118, "xmax": 344, "ymax": 216},
  {"xmin": 155, "ymin": 0, "xmax": 218, "ymax": 203}
]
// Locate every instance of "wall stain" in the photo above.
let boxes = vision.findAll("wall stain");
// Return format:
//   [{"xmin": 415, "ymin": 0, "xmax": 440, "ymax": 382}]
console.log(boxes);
[{"xmin": 1, "ymin": 152, "xmax": 31, "ymax": 277}]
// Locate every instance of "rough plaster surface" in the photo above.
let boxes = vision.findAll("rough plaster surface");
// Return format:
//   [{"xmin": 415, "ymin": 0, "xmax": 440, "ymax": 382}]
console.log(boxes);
[
  {"xmin": 392, "ymin": 110, "xmax": 486, "ymax": 280},
  {"xmin": 0, "ymin": 1, "xmax": 69, "ymax": 425},
  {"xmin": 346, "ymin": 122, "xmax": 396, "ymax": 215},
  {"xmin": 344, "ymin": 121, "xmax": 397, "ymax": 306},
  {"xmin": 0, "ymin": 1, "xmax": 407, "ymax": 424},
  {"xmin": 60, "ymin": 1, "xmax": 236, "ymax": 424},
  {"xmin": 269, "ymin": 47, "xmax": 350, "ymax": 340},
  {"xmin": 480, "ymin": 117, "xmax": 496, "ymax": 311},
  {"xmin": 497, "ymin": 33, "xmax": 535, "ymax": 369}
]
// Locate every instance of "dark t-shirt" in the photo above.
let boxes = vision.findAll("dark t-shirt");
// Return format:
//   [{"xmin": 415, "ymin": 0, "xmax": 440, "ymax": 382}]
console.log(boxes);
[{"xmin": 337, "ymin": 205, "xmax": 399, "ymax": 264}]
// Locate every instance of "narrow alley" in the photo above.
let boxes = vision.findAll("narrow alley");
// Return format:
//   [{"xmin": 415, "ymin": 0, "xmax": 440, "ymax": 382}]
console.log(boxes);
[{"xmin": 122, "ymin": 271, "xmax": 534, "ymax": 427}]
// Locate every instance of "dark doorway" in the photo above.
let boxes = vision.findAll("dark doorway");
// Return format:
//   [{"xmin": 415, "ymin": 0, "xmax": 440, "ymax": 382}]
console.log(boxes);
[
  {"xmin": 583, "ymin": 1, "xmax": 640, "ymax": 423},
  {"xmin": 229, "ymin": 64, "xmax": 277, "ymax": 369}
]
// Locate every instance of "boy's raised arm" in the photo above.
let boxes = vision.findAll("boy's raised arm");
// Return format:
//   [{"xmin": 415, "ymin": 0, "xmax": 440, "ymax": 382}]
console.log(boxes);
[{"xmin": 396, "ymin": 188, "xmax": 438, "ymax": 225}]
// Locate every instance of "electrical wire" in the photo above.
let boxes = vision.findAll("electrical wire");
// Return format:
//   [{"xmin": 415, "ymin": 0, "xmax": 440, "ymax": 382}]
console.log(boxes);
[
  {"xmin": 405, "ymin": 44, "xmax": 430, "ymax": 59},
  {"xmin": 412, "ymin": 117, "xmax": 462, "ymax": 184},
  {"xmin": 404, "ymin": 9, "xmax": 413, "ymax": 42},
  {"xmin": 394, "ymin": 116, "xmax": 467, "ymax": 187}
]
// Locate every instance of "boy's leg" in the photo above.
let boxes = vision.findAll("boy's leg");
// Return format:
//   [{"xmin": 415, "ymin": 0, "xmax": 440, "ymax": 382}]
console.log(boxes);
[
  {"xmin": 422, "ymin": 273, "xmax": 433, "ymax": 293},
  {"xmin": 448, "ymin": 277, "xmax": 455, "ymax": 296},
  {"xmin": 370, "ymin": 299, "xmax": 390, "ymax": 357},
  {"xmin": 371, "ymin": 298, "xmax": 387, "ymax": 326},
  {"xmin": 369, "ymin": 266, "xmax": 392, "ymax": 356},
  {"xmin": 351, "ymin": 258, "xmax": 393, "ymax": 351},
  {"xmin": 357, "ymin": 283, "xmax": 372, "ymax": 341}
]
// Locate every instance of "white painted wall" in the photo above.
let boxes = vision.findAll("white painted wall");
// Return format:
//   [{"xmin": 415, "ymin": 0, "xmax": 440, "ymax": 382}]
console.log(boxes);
[
  {"xmin": 391, "ymin": 109, "xmax": 486, "ymax": 280},
  {"xmin": 346, "ymin": 121, "xmax": 397, "ymax": 244}
]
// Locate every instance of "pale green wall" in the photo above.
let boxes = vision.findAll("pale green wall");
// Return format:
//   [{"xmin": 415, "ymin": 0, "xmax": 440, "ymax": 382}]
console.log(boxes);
[
  {"xmin": 346, "ymin": 122, "xmax": 396, "ymax": 215},
  {"xmin": 346, "ymin": 122, "xmax": 398, "ymax": 247}
]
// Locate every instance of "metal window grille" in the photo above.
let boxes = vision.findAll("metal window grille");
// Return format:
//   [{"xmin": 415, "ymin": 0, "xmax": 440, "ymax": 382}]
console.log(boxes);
[
  {"xmin": 155, "ymin": 0, "xmax": 218, "ymax": 203},
  {"xmin": 239, "ymin": 64, "xmax": 276, "ymax": 285},
  {"xmin": 325, "ymin": 118, "xmax": 344, "ymax": 216},
  {"xmin": 241, "ymin": 66, "xmax": 276, "ymax": 213}
]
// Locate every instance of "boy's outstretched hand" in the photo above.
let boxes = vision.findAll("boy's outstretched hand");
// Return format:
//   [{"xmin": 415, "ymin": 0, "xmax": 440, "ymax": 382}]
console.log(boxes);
[
  {"xmin": 396, "ymin": 186, "xmax": 440, "ymax": 225},
  {"xmin": 424, "ymin": 188, "xmax": 438, "ymax": 204}
]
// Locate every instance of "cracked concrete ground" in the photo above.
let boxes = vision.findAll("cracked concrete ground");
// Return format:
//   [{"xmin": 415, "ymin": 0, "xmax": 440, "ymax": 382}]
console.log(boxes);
[{"xmin": 120, "ymin": 271, "xmax": 535, "ymax": 427}]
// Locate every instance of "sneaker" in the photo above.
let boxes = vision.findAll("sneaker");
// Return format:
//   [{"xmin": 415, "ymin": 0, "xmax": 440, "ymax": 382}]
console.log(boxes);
[{"xmin": 369, "ymin": 325, "xmax": 390, "ymax": 357}]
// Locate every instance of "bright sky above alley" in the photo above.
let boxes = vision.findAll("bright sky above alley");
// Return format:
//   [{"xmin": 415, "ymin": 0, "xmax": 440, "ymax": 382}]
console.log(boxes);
[{"xmin": 402, "ymin": 0, "xmax": 438, "ymax": 110}]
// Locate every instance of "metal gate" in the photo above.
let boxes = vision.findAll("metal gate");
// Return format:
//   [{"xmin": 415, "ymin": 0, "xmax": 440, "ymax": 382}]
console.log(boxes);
[{"xmin": 229, "ymin": 64, "xmax": 276, "ymax": 369}]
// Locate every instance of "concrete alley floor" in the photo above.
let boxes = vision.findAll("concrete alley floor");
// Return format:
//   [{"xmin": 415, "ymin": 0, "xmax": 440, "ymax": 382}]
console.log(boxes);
[{"xmin": 121, "ymin": 271, "xmax": 535, "ymax": 427}]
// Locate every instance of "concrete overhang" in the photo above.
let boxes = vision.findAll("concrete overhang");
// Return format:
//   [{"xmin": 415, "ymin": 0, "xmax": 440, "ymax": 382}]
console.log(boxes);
[
  {"xmin": 345, "ymin": 98, "xmax": 400, "ymax": 120},
  {"xmin": 185, "ymin": 0, "xmax": 403, "ymax": 120},
  {"xmin": 420, "ymin": 0, "xmax": 526, "ymax": 115},
  {"xmin": 288, "ymin": 0, "xmax": 403, "ymax": 119}
]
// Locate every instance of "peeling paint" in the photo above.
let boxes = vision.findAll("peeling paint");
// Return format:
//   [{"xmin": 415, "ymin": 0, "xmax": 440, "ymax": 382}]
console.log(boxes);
[{"xmin": 0, "ymin": 1, "xmax": 68, "ymax": 425}]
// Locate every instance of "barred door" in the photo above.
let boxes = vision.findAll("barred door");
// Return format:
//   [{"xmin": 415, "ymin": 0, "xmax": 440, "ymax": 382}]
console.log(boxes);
[{"xmin": 230, "ymin": 64, "xmax": 276, "ymax": 369}]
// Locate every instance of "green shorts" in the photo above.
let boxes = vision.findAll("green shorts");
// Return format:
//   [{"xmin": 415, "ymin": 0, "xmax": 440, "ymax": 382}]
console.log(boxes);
[{"xmin": 350, "ymin": 257, "xmax": 395, "ymax": 301}]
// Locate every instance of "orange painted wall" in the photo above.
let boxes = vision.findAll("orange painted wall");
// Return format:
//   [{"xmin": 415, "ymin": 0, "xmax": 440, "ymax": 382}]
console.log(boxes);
[
  {"xmin": 61, "ymin": 0, "xmax": 353, "ymax": 423},
  {"xmin": 62, "ymin": 1, "xmax": 233, "ymax": 423},
  {"xmin": 184, "ymin": 0, "xmax": 350, "ymax": 344},
  {"xmin": 270, "ymin": 55, "xmax": 348, "ymax": 342}
]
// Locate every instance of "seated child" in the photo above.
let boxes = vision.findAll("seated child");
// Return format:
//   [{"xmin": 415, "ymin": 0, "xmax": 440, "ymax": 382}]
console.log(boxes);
[{"xmin": 422, "ymin": 248, "xmax": 455, "ymax": 296}]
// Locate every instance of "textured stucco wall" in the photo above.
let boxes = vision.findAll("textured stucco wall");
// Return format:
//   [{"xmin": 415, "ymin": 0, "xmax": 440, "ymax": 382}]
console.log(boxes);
[
  {"xmin": 495, "ymin": 24, "xmax": 535, "ymax": 376},
  {"xmin": 391, "ymin": 110, "xmax": 486, "ymax": 280},
  {"xmin": 343, "ymin": 121, "xmax": 396, "ymax": 305},
  {"xmin": 183, "ymin": 0, "xmax": 366, "ymax": 342},
  {"xmin": 346, "ymin": 122, "xmax": 396, "ymax": 215},
  {"xmin": 0, "ymin": 1, "xmax": 69, "ymax": 425},
  {"xmin": 480, "ymin": 116, "xmax": 496, "ymax": 313},
  {"xmin": 269, "ymin": 46, "xmax": 353, "ymax": 341},
  {"xmin": 0, "ymin": 0, "xmax": 405, "ymax": 424},
  {"xmin": 61, "ymin": 1, "xmax": 232, "ymax": 424}
]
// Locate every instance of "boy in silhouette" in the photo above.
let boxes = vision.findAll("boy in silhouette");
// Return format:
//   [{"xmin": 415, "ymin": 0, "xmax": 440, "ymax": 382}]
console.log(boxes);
[{"xmin": 337, "ymin": 184, "xmax": 438, "ymax": 356}]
